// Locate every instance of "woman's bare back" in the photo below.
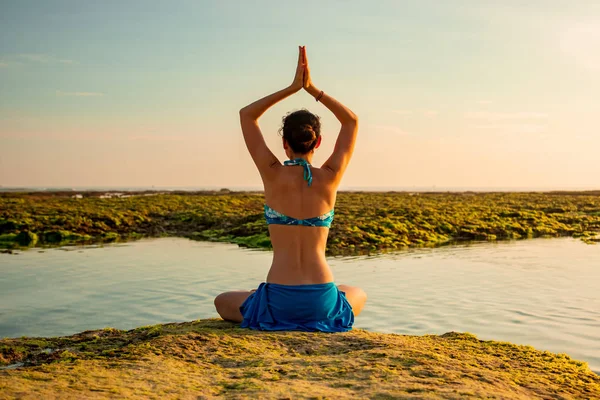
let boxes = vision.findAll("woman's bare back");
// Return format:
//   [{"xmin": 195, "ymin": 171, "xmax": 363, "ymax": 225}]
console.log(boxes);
[{"xmin": 264, "ymin": 164, "xmax": 338, "ymax": 284}]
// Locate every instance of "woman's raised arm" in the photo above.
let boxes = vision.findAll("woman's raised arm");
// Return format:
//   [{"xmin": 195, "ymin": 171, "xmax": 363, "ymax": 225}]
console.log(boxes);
[
  {"xmin": 239, "ymin": 47, "xmax": 305, "ymax": 179},
  {"xmin": 302, "ymin": 47, "xmax": 358, "ymax": 181}
]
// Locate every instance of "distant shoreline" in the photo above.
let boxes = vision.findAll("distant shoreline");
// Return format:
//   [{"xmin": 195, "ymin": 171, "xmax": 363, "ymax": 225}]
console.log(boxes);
[
  {"xmin": 1, "ymin": 187, "xmax": 600, "ymax": 196},
  {"xmin": 1, "ymin": 185, "xmax": 600, "ymax": 194}
]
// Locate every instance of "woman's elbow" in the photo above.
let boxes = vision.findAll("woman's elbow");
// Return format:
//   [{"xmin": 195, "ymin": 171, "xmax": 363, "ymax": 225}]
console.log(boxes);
[
  {"xmin": 344, "ymin": 112, "xmax": 359, "ymax": 126},
  {"xmin": 239, "ymin": 107, "xmax": 257, "ymax": 121}
]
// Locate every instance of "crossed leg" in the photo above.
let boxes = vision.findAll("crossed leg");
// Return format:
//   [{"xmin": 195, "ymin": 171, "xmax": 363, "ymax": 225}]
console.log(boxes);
[
  {"xmin": 214, "ymin": 290, "xmax": 254, "ymax": 323},
  {"xmin": 337, "ymin": 285, "xmax": 368, "ymax": 317}
]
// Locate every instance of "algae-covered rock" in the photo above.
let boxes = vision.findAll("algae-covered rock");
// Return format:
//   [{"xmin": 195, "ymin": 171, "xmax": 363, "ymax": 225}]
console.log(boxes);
[
  {"xmin": 0, "ymin": 220, "xmax": 18, "ymax": 234},
  {"xmin": 1, "ymin": 319, "xmax": 598, "ymax": 399},
  {"xmin": 0, "ymin": 233, "xmax": 17, "ymax": 243},
  {"xmin": 42, "ymin": 230, "xmax": 91, "ymax": 243},
  {"xmin": 15, "ymin": 231, "xmax": 38, "ymax": 246},
  {"xmin": 102, "ymin": 231, "xmax": 120, "ymax": 242}
]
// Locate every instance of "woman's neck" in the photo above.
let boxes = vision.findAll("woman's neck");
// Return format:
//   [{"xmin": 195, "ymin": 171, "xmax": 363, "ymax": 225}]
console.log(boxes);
[{"xmin": 289, "ymin": 154, "xmax": 313, "ymax": 164}]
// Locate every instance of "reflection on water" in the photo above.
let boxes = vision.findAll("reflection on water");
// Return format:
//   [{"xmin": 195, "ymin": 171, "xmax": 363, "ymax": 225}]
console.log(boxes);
[{"xmin": 1, "ymin": 237, "xmax": 599, "ymax": 373}]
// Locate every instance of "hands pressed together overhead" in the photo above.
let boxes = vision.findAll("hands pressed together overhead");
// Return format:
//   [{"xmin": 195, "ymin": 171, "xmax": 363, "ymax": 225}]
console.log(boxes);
[{"xmin": 291, "ymin": 46, "xmax": 315, "ymax": 93}]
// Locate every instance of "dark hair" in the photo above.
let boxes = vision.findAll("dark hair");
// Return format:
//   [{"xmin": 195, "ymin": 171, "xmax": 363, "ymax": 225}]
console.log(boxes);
[{"xmin": 279, "ymin": 109, "xmax": 321, "ymax": 154}]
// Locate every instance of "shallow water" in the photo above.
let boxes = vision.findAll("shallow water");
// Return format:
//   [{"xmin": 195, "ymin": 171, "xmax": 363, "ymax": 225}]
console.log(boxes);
[{"xmin": 1, "ymin": 238, "xmax": 599, "ymax": 373}]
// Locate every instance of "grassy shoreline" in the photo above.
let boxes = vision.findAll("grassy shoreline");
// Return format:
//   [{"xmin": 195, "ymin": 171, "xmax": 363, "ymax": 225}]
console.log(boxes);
[
  {"xmin": 1, "ymin": 319, "xmax": 599, "ymax": 399},
  {"xmin": 1, "ymin": 191, "xmax": 599, "ymax": 255}
]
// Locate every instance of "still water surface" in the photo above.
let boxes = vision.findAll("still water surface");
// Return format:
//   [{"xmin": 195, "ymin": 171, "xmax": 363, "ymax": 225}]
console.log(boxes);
[{"xmin": 1, "ymin": 238, "xmax": 598, "ymax": 373}]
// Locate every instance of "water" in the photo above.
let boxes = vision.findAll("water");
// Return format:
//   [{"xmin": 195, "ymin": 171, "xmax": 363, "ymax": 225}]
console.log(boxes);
[{"xmin": 1, "ymin": 238, "xmax": 599, "ymax": 373}]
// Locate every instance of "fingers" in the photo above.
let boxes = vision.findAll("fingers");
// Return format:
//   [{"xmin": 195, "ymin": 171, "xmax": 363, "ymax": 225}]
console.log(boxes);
[
  {"xmin": 302, "ymin": 61, "xmax": 306, "ymax": 84},
  {"xmin": 298, "ymin": 45, "xmax": 306, "ymax": 66},
  {"xmin": 304, "ymin": 48, "xmax": 310, "ymax": 77}
]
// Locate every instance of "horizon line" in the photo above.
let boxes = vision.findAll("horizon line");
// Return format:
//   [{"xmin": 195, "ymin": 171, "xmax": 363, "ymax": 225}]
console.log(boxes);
[{"xmin": 1, "ymin": 185, "xmax": 599, "ymax": 193}]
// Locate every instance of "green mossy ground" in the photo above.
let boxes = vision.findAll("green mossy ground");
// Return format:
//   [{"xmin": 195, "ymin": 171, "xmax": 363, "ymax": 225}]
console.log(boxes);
[
  {"xmin": 1, "ymin": 320, "xmax": 598, "ymax": 399},
  {"xmin": 1, "ymin": 191, "xmax": 600, "ymax": 255}
]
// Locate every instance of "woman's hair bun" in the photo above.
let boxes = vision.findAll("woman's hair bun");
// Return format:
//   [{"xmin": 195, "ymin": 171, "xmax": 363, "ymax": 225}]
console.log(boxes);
[
  {"xmin": 280, "ymin": 109, "xmax": 321, "ymax": 154},
  {"xmin": 292, "ymin": 124, "xmax": 316, "ymax": 143}
]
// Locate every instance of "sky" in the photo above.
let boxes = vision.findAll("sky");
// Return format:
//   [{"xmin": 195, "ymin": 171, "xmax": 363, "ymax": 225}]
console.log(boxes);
[{"xmin": 1, "ymin": 0, "xmax": 599, "ymax": 189}]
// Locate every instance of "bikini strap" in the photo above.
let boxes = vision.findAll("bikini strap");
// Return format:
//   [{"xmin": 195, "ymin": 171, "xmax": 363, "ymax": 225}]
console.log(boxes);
[{"xmin": 284, "ymin": 158, "xmax": 313, "ymax": 186}]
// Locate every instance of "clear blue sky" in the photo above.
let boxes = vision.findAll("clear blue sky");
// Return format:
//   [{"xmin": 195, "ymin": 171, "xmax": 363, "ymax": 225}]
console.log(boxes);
[{"xmin": 1, "ymin": 0, "xmax": 599, "ymax": 188}]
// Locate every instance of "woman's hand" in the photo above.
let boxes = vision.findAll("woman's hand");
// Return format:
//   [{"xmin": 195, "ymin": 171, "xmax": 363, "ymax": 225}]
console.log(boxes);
[
  {"xmin": 301, "ymin": 46, "xmax": 320, "ymax": 97},
  {"xmin": 302, "ymin": 46, "xmax": 313, "ymax": 89},
  {"xmin": 290, "ymin": 46, "xmax": 305, "ymax": 92}
]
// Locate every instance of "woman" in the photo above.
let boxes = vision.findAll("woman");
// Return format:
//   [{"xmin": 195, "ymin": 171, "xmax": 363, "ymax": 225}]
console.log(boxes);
[{"xmin": 214, "ymin": 46, "xmax": 367, "ymax": 332}]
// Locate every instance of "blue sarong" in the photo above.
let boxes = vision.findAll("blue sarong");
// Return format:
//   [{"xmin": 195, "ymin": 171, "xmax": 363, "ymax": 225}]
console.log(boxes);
[{"xmin": 240, "ymin": 282, "xmax": 354, "ymax": 332}]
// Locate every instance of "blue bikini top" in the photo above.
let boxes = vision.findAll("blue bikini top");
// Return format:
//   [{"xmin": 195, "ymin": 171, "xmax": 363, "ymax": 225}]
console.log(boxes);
[{"xmin": 264, "ymin": 158, "xmax": 335, "ymax": 228}]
